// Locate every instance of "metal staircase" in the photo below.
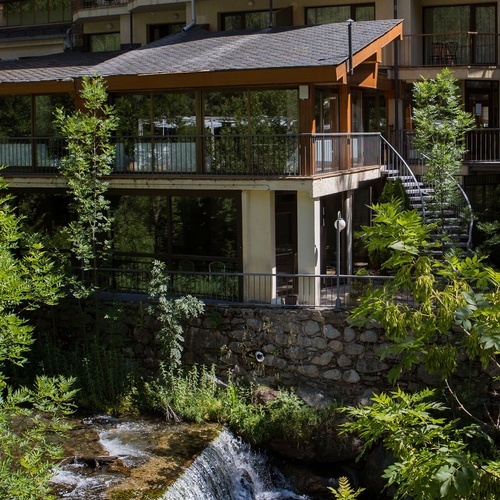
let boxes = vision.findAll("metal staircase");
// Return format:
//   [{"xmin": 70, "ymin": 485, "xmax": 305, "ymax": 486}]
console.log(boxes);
[{"xmin": 381, "ymin": 136, "xmax": 473, "ymax": 254}]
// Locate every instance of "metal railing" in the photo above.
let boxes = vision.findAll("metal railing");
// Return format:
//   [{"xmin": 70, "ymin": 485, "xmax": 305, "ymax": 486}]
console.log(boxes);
[
  {"xmin": 74, "ymin": 0, "xmax": 128, "ymax": 10},
  {"xmin": 399, "ymin": 32, "xmax": 499, "ymax": 67},
  {"xmin": 390, "ymin": 129, "xmax": 500, "ymax": 165},
  {"xmin": 80, "ymin": 267, "xmax": 415, "ymax": 309},
  {"xmin": 0, "ymin": 133, "xmax": 383, "ymax": 177}
]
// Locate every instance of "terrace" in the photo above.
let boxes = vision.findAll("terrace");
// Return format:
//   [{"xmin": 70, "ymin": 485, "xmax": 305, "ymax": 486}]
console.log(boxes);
[{"xmin": 0, "ymin": 132, "xmax": 383, "ymax": 177}]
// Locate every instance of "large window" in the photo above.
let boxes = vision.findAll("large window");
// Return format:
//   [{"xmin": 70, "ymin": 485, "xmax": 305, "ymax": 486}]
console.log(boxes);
[
  {"xmin": 424, "ymin": 3, "xmax": 497, "ymax": 65},
  {"xmin": 2, "ymin": 0, "xmax": 71, "ymax": 26},
  {"xmin": 112, "ymin": 194, "xmax": 240, "ymax": 272},
  {"xmin": 306, "ymin": 4, "xmax": 375, "ymax": 25},
  {"xmin": 221, "ymin": 7, "xmax": 292, "ymax": 31},
  {"xmin": 89, "ymin": 33, "xmax": 120, "ymax": 52}
]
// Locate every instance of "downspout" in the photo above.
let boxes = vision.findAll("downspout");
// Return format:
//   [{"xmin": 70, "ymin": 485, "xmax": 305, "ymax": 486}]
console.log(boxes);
[
  {"xmin": 129, "ymin": 12, "xmax": 133, "ymax": 49},
  {"xmin": 269, "ymin": 0, "xmax": 273, "ymax": 28},
  {"xmin": 347, "ymin": 19, "xmax": 353, "ymax": 75},
  {"xmin": 183, "ymin": 0, "xmax": 196, "ymax": 31}
]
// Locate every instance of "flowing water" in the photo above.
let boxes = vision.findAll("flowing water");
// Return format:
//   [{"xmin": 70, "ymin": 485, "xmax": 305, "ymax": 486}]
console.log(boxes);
[
  {"xmin": 164, "ymin": 430, "xmax": 308, "ymax": 500},
  {"xmin": 50, "ymin": 417, "xmax": 309, "ymax": 499}
]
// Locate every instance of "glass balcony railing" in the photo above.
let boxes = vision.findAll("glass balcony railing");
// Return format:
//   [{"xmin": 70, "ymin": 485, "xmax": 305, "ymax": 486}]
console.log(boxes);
[
  {"xmin": 0, "ymin": 133, "xmax": 383, "ymax": 177},
  {"xmin": 399, "ymin": 32, "xmax": 499, "ymax": 67}
]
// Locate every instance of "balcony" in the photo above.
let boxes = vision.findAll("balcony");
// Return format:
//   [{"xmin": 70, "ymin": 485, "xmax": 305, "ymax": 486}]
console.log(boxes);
[
  {"xmin": 399, "ymin": 32, "xmax": 499, "ymax": 67},
  {"xmin": 74, "ymin": 0, "xmax": 128, "ymax": 9},
  {"xmin": 0, "ymin": 133, "xmax": 383, "ymax": 177},
  {"xmin": 391, "ymin": 129, "xmax": 500, "ymax": 169}
]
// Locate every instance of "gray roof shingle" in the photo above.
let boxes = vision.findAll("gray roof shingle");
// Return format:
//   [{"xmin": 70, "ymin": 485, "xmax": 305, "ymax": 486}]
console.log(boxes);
[{"xmin": 0, "ymin": 19, "xmax": 401, "ymax": 84}]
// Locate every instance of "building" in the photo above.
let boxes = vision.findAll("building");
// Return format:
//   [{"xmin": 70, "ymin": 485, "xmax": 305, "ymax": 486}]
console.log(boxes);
[{"xmin": 0, "ymin": 1, "xmax": 498, "ymax": 306}]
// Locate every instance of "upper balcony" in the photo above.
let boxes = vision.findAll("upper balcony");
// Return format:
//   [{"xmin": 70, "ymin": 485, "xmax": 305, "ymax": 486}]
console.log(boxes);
[
  {"xmin": 399, "ymin": 32, "xmax": 499, "ymax": 68},
  {"xmin": 0, "ymin": 132, "xmax": 383, "ymax": 179}
]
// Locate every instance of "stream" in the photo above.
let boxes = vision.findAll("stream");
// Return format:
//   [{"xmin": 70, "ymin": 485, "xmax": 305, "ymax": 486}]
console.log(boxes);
[{"xmin": 50, "ymin": 416, "xmax": 310, "ymax": 499}]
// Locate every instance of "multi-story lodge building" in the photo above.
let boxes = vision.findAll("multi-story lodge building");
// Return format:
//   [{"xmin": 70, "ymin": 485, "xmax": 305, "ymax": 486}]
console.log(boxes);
[{"xmin": 0, "ymin": 1, "xmax": 498, "ymax": 306}]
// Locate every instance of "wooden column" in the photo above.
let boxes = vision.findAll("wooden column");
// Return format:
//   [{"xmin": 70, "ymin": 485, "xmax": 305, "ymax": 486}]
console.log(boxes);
[
  {"xmin": 299, "ymin": 85, "xmax": 315, "ymax": 176},
  {"xmin": 338, "ymin": 84, "xmax": 351, "ymax": 171}
]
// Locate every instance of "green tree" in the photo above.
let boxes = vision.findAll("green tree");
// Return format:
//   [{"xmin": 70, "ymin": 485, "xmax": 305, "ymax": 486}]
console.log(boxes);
[
  {"xmin": 344, "ymin": 201, "xmax": 500, "ymax": 498},
  {"xmin": 54, "ymin": 74, "xmax": 119, "ymax": 279},
  {"xmin": 0, "ymin": 179, "xmax": 76, "ymax": 498},
  {"xmin": 412, "ymin": 69, "xmax": 475, "ymax": 248}
]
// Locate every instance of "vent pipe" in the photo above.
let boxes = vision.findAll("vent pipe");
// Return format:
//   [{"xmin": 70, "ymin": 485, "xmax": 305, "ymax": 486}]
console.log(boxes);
[
  {"xmin": 269, "ymin": 0, "xmax": 273, "ymax": 28},
  {"xmin": 347, "ymin": 19, "xmax": 353, "ymax": 75}
]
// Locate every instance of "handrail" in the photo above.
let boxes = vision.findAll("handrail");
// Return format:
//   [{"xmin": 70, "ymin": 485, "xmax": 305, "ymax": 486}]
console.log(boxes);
[
  {"xmin": 380, "ymin": 134, "xmax": 426, "ymax": 219},
  {"xmin": 419, "ymin": 151, "xmax": 474, "ymax": 252}
]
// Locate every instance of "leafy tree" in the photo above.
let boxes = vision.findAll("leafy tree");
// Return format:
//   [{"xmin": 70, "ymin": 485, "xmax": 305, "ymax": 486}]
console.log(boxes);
[
  {"xmin": 342, "ymin": 389, "xmax": 500, "ymax": 499},
  {"xmin": 0, "ymin": 179, "xmax": 76, "ymax": 498},
  {"xmin": 54, "ymin": 74, "xmax": 119, "ymax": 278},
  {"xmin": 148, "ymin": 260, "xmax": 204, "ymax": 369},
  {"xmin": 344, "ymin": 201, "xmax": 500, "ymax": 498},
  {"xmin": 412, "ymin": 69, "xmax": 475, "ymax": 248}
]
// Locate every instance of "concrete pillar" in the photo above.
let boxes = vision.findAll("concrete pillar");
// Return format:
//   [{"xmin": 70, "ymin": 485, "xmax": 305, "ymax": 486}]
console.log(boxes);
[
  {"xmin": 241, "ymin": 190, "xmax": 276, "ymax": 303},
  {"xmin": 344, "ymin": 190, "xmax": 353, "ymax": 276},
  {"xmin": 297, "ymin": 191, "xmax": 321, "ymax": 306}
]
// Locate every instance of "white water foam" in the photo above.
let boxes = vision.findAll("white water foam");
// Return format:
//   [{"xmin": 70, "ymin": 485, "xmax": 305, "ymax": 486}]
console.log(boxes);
[{"xmin": 164, "ymin": 429, "xmax": 309, "ymax": 500}]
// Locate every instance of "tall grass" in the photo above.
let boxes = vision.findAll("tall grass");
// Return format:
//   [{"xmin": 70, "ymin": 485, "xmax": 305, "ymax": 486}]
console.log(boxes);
[{"xmin": 144, "ymin": 364, "xmax": 341, "ymax": 447}]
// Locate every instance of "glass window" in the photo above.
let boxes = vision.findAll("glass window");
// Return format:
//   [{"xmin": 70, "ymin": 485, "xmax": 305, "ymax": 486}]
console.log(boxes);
[
  {"xmin": 0, "ymin": 96, "xmax": 31, "ymax": 137},
  {"xmin": 112, "ymin": 194, "xmax": 239, "ymax": 270},
  {"xmin": 204, "ymin": 89, "xmax": 298, "ymax": 134},
  {"xmin": 424, "ymin": 4, "xmax": 497, "ymax": 65},
  {"xmin": 4, "ymin": 0, "xmax": 71, "ymax": 26},
  {"xmin": 306, "ymin": 4, "xmax": 375, "ymax": 25},
  {"xmin": 221, "ymin": 11, "xmax": 270, "ymax": 30},
  {"xmin": 35, "ymin": 95, "xmax": 74, "ymax": 136},
  {"xmin": 148, "ymin": 23, "xmax": 183, "ymax": 43},
  {"xmin": 89, "ymin": 33, "xmax": 120, "ymax": 52}
]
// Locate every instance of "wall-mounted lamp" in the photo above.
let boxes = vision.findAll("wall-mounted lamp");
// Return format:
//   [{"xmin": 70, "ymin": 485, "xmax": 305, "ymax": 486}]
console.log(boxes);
[
  {"xmin": 255, "ymin": 351, "xmax": 265, "ymax": 363},
  {"xmin": 334, "ymin": 211, "xmax": 346, "ymax": 310},
  {"xmin": 248, "ymin": 0, "xmax": 255, "ymax": 6},
  {"xmin": 106, "ymin": 23, "xmax": 113, "ymax": 30},
  {"xmin": 173, "ymin": 13, "xmax": 179, "ymax": 20}
]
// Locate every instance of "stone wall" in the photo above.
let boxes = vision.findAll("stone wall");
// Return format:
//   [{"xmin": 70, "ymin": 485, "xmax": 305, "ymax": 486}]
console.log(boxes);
[
  {"xmin": 30, "ymin": 299, "xmax": 490, "ymax": 406},
  {"xmin": 182, "ymin": 305, "xmax": 400, "ymax": 404}
]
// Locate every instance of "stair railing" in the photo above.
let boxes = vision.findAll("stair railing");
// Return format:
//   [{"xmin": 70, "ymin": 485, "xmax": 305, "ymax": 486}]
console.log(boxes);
[{"xmin": 380, "ymin": 135, "xmax": 427, "ymax": 219}]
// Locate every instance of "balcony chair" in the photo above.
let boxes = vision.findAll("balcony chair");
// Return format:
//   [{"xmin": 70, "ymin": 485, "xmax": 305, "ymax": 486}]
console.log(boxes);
[
  {"xmin": 209, "ymin": 261, "xmax": 226, "ymax": 274},
  {"xmin": 179, "ymin": 260, "xmax": 195, "ymax": 272},
  {"xmin": 444, "ymin": 41, "xmax": 458, "ymax": 65},
  {"xmin": 431, "ymin": 42, "xmax": 445, "ymax": 65}
]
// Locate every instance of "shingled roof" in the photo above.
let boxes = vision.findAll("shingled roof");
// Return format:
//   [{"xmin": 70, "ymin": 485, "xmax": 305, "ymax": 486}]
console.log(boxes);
[
  {"xmin": 0, "ymin": 19, "xmax": 402, "ymax": 88},
  {"xmin": 95, "ymin": 19, "xmax": 402, "ymax": 77}
]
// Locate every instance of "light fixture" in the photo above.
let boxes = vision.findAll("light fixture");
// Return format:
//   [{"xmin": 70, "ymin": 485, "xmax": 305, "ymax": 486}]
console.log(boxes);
[
  {"xmin": 248, "ymin": 0, "xmax": 254, "ymax": 6},
  {"xmin": 334, "ymin": 211, "xmax": 346, "ymax": 310},
  {"xmin": 173, "ymin": 13, "xmax": 179, "ymax": 20},
  {"xmin": 106, "ymin": 23, "xmax": 113, "ymax": 30},
  {"xmin": 255, "ymin": 351, "xmax": 265, "ymax": 363}
]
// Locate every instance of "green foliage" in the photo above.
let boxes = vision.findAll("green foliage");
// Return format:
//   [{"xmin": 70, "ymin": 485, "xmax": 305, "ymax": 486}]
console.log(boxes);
[
  {"xmin": 412, "ymin": 69, "xmax": 475, "ymax": 243},
  {"xmin": 54, "ymin": 74, "xmax": 118, "ymax": 273},
  {"xmin": 378, "ymin": 178, "xmax": 411, "ymax": 209},
  {"xmin": 0, "ymin": 180, "xmax": 76, "ymax": 498},
  {"xmin": 145, "ymin": 364, "xmax": 341, "ymax": 447},
  {"xmin": 328, "ymin": 476, "xmax": 365, "ymax": 499},
  {"xmin": 148, "ymin": 260, "xmax": 204, "ymax": 369},
  {"xmin": 347, "ymin": 201, "xmax": 500, "ymax": 498},
  {"xmin": 341, "ymin": 389, "xmax": 500, "ymax": 499},
  {"xmin": 25, "ymin": 333, "xmax": 139, "ymax": 413},
  {"xmin": 352, "ymin": 202, "xmax": 500, "ymax": 386}
]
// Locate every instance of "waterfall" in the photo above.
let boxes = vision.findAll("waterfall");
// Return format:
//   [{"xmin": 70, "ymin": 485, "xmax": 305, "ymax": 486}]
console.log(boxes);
[{"xmin": 164, "ymin": 429, "xmax": 308, "ymax": 500}]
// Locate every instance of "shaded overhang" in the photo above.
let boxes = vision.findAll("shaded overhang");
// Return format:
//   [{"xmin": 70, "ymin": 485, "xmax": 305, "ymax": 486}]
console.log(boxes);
[{"xmin": 0, "ymin": 19, "xmax": 402, "ymax": 94}]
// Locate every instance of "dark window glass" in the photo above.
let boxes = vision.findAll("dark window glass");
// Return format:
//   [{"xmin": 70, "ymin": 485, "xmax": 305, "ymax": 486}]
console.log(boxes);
[
  {"xmin": 305, "ymin": 4, "xmax": 375, "ymax": 25},
  {"xmin": 89, "ymin": 33, "xmax": 120, "ymax": 52},
  {"xmin": 4, "ymin": 0, "xmax": 71, "ymax": 26}
]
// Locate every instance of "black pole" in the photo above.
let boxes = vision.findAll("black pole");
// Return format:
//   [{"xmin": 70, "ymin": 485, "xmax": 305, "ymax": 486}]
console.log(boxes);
[
  {"xmin": 269, "ymin": 0, "xmax": 273, "ymax": 28},
  {"xmin": 347, "ymin": 19, "xmax": 353, "ymax": 75}
]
